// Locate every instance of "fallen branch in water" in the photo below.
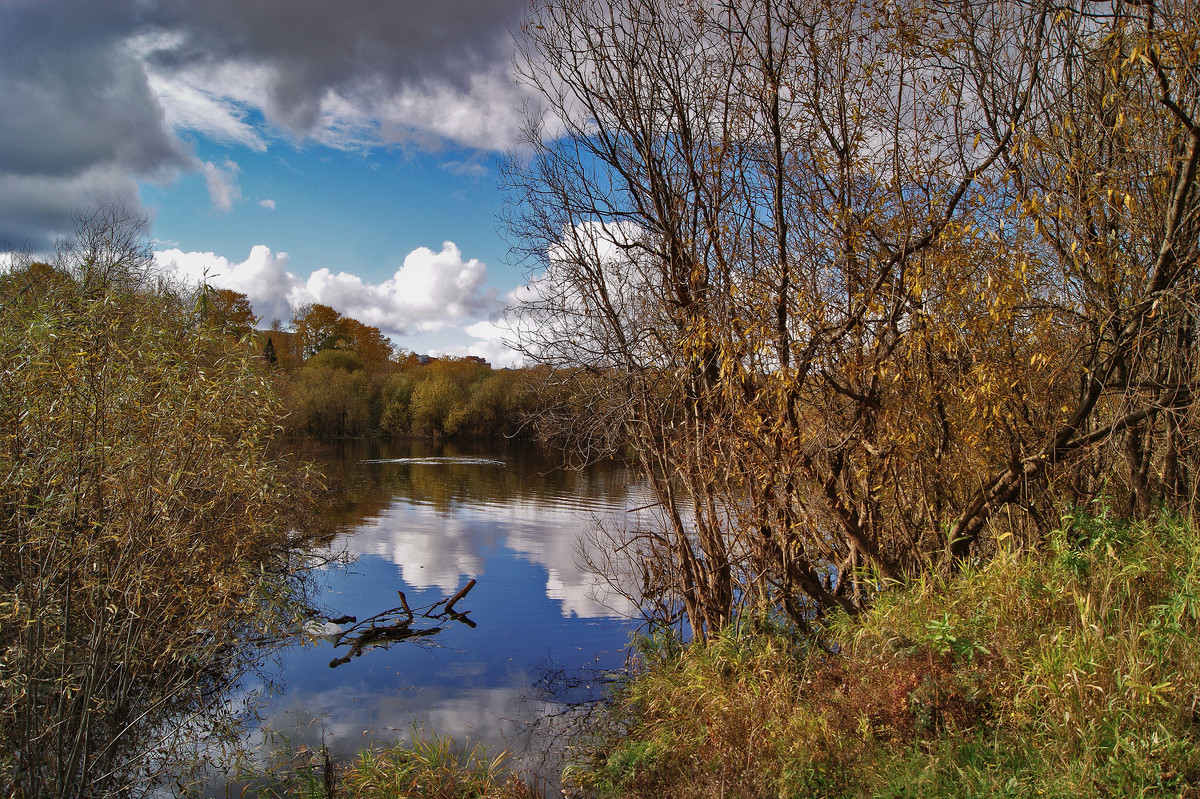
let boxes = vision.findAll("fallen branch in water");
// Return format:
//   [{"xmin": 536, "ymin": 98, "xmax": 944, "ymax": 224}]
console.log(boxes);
[{"xmin": 327, "ymin": 579, "xmax": 477, "ymax": 668}]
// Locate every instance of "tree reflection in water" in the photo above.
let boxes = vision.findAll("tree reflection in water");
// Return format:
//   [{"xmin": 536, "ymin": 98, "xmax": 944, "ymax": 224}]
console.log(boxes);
[{"xmin": 248, "ymin": 438, "xmax": 647, "ymax": 785}]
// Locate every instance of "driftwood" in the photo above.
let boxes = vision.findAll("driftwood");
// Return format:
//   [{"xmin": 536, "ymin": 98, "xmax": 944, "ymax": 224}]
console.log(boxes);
[{"xmin": 327, "ymin": 579, "xmax": 477, "ymax": 668}]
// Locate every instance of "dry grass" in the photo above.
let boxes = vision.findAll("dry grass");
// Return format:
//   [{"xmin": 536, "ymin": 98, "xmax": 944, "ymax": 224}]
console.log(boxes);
[
  {"xmin": 241, "ymin": 730, "xmax": 542, "ymax": 799},
  {"xmin": 337, "ymin": 731, "xmax": 539, "ymax": 799},
  {"xmin": 566, "ymin": 506, "xmax": 1200, "ymax": 798}
]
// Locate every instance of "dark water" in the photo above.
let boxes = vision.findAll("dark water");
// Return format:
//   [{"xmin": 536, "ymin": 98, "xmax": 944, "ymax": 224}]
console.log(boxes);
[{"xmin": 243, "ymin": 438, "xmax": 647, "ymax": 775}]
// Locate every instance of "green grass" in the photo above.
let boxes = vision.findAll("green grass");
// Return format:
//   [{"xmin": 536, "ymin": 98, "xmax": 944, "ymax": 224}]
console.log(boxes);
[
  {"xmin": 565, "ymin": 506, "xmax": 1200, "ymax": 798},
  {"xmin": 238, "ymin": 728, "xmax": 538, "ymax": 799}
]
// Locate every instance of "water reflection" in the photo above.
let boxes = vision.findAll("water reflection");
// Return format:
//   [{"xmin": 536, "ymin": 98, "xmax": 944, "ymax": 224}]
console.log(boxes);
[
  {"xmin": 315, "ymin": 439, "xmax": 641, "ymax": 617},
  {"xmin": 252, "ymin": 439, "xmax": 646, "ymax": 770}
]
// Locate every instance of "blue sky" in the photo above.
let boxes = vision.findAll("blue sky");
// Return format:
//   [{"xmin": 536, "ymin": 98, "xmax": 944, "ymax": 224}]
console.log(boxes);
[{"xmin": 0, "ymin": 0, "xmax": 538, "ymax": 364}]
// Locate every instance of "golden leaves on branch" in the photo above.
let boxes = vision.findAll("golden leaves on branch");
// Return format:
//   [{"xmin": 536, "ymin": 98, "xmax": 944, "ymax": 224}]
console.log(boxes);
[{"xmin": 509, "ymin": 0, "xmax": 1200, "ymax": 636}]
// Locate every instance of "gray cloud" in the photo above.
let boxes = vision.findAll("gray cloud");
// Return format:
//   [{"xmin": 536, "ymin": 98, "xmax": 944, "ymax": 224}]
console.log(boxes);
[
  {"xmin": 147, "ymin": 1, "xmax": 525, "ymax": 132},
  {"xmin": 0, "ymin": 0, "xmax": 529, "ymax": 248},
  {"xmin": 0, "ymin": 168, "xmax": 148, "ymax": 250},
  {"xmin": 0, "ymin": 1, "xmax": 191, "ymax": 247}
]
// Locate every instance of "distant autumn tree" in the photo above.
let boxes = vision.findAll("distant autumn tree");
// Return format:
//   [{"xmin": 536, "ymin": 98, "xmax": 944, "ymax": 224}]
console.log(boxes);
[
  {"xmin": 199, "ymin": 287, "xmax": 257, "ymax": 337},
  {"xmin": 291, "ymin": 302, "xmax": 351, "ymax": 357},
  {"xmin": 342, "ymin": 317, "xmax": 395, "ymax": 370},
  {"xmin": 279, "ymin": 304, "xmax": 399, "ymax": 437},
  {"xmin": 290, "ymin": 303, "xmax": 394, "ymax": 367}
]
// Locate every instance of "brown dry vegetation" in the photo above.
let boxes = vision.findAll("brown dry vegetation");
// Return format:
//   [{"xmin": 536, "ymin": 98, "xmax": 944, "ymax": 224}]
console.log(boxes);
[
  {"xmin": 0, "ymin": 207, "xmax": 325, "ymax": 798},
  {"xmin": 567, "ymin": 510, "xmax": 1200, "ymax": 798},
  {"xmin": 508, "ymin": 0, "xmax": 1200, "ymax": 644}
]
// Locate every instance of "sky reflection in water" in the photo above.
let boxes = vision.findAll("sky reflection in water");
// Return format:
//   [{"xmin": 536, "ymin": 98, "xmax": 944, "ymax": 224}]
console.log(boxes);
[{"xmin": 251, "ymin": 440, "xmax": 648, "ymax": 770}]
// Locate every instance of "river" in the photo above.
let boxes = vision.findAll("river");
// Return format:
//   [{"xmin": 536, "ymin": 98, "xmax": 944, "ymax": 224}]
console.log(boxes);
[{"xmin": 238, "ymin": 438, "xmax": 649, "ymax": 781}]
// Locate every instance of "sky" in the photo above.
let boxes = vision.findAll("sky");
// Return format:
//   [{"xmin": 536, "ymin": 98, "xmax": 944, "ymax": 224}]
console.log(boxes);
[{"xmin": 0, "ymin": 0, "xmax": 542, "ymax": 365}]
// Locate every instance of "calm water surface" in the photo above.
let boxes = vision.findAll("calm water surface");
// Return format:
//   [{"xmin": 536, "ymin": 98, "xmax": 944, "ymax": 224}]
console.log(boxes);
[{"xmin": 248, "ymin": 439, "xmax": 648, "ymax": 772}]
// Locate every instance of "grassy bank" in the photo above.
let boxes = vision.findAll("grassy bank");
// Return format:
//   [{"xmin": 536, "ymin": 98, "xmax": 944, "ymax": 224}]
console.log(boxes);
[
  {"xmin": 566, "ymin": 507, "xmax": 1200, "ymax": 798},
  {"xmin": 238, "ymin": 729, "xmax": 541, "ymax": 799},
  {"xmin": 240, "ymin": 507, "xmax": 1200, "ymax": 798}
]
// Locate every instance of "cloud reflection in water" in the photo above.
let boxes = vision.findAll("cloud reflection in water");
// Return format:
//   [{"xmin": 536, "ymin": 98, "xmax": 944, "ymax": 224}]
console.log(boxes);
[
  {"xmin": 340, "ymin": 450, "xmax": 643, "ymax": 618},
  {"xmin": 248, "ymin": 441, "xmax": 644, "ymax": 782}
]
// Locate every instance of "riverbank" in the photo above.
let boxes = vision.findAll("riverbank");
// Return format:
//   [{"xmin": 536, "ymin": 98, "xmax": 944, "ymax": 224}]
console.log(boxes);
[
  {"xmin": 244, "ymin": 506, "xmax": 1200, "ymax": 798},
  {"xmin": 566, "ymin": 507, "xmax": 1200, "ymax": 798}
]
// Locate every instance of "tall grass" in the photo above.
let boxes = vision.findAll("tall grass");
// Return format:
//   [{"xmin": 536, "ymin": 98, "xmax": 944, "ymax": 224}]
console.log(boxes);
[
  {"xmin": 566, "ymin": 507, "xmax": 1200, "ymax": 798},
  {"xmin": 238, "ymin": 728, "xmax": 540, "ymax": 799},
  {"xmin": 338, "ymin": 730, "xmax": 535, "ymax": 799}
]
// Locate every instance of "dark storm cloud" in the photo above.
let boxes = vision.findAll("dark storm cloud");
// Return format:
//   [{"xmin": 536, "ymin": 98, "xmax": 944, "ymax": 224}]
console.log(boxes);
[
  {"xmin": 0, "ymin": 43, "xmax": 188, "ymax": 178},
  {"xmin": 0, "ymin": 0, "xmax": 529, "ymax": 249},
  {"xmin": 0, "ymin": 1, "xmax": 191, "ymax": 247},
  {"xmin": 147, "ymin": 0, "xmax": 526, "ymax": 133}
]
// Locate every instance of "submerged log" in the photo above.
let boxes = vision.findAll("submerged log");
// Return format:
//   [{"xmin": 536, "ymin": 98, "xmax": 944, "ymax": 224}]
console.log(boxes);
[{"xmin": 326, "ymin": 580, "xmax": 478, "ymax": 668}]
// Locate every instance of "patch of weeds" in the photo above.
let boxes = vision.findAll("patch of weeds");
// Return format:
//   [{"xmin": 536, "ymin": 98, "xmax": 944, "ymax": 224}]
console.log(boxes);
[
  {"xmin": 564, "ymin": 508, "xmax": 1200, "ymax": 799},
  {"xmin": 337, "ymin": 729, "xmax": 537, "ymax": 799},
  {"xmin": 923, "ymin": 612, "xmax": 989, "ymax": 663},
  {"xmin": 234, "ymin": 727, "xmax": 539, "ymax": 799}
]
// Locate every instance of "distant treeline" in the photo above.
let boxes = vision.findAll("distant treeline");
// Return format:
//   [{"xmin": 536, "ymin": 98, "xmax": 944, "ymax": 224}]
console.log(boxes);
[{"xmin": 200, "ymin": 289, "xmax": 542, "ymax": 440}]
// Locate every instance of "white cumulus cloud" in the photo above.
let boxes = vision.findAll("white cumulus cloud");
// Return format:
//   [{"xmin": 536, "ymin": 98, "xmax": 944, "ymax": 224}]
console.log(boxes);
[
  {"xmin": 154, "ymin": 244, "xmax": 299, "ymax": 324},
  {"xmin": 461, "ymin": 320, "xmax": 526, "ymax": 368},
  {"xmin": 295, "ymin": 242, "xmax": 499, "ymax": 335},
  {"xmin": 458, "ymin": 220, "xmax": 652, "ymax": 371},
  {"xmin": 153, "ymin": 240, "xmax": 502, "ymax": 340}
]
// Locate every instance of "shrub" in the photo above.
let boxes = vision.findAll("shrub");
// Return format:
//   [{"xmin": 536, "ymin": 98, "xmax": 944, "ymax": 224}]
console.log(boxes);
[
  {"xmin": 379, "ymin": 374, "xmax": 416, "ymax": 436},
  {"xmin": 285, "ymin": 367, "xmax": 373, "ymax": 437},
  {"xmin": 408, "ymin": 375, "xmax": 466, "ymax": 438},
  {"xmin": 304, "ymin": 348, "xmax": 365, "ymax": 373},
  {"xmin": 0, "ymin": 208, "xmax": 318, "ymax": 798}
]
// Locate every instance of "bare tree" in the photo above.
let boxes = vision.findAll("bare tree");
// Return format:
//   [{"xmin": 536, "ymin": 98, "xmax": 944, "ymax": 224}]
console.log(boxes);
[{"xmin": 507, "ymin": 0, "xmax": 1200, "ymax": 639}]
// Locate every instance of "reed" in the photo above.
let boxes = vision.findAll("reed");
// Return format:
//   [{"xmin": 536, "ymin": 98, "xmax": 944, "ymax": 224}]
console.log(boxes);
[{"xmin": 242, "ymin": 729, "xmax": 540, "ymax": 799}]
